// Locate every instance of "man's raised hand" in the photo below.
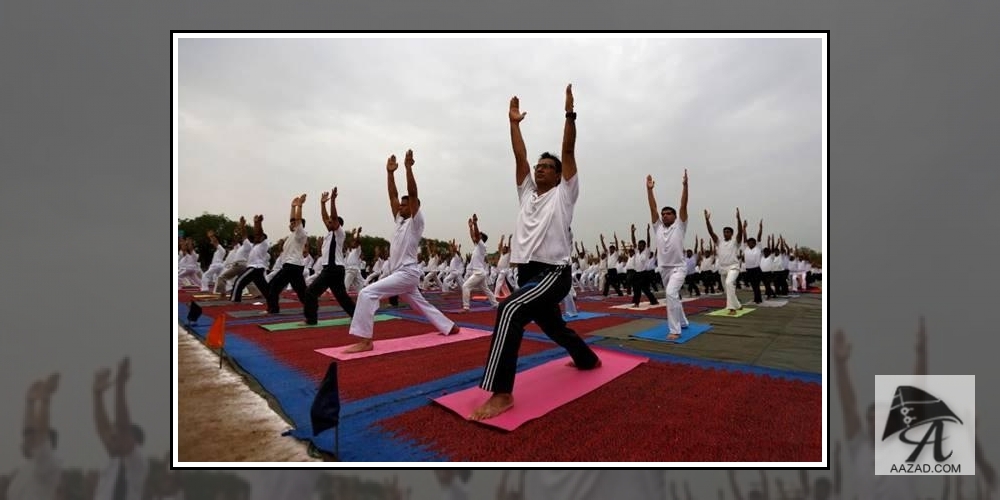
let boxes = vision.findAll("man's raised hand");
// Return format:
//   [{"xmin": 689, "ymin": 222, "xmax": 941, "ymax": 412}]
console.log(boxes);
[
  {"xmin": 704, "ymin": 209, "xmax": 711, "ymax": 220},
  {"xmin": 386, "ymin": 154, "xmax": 399, "ymax": 173},
  {"xmin": 834, "ymin": 329, "xmax": 851, "ymax": 362},
  {"xmin": 321, "ymin": 191, "xmax": 330, "ymax": 204},
  {"xmin": 682, "ymin": 168, "xmax": 688, "ymax": 187},
  {"xmin": 565, "ymin": 83, "xmax": 574, "ymax": 112},
  {"xmin": 332, "ymin": 187, "xmax": 338, "ymax": 198},
  {"xmin": 646, "ymin": 174, "xmax": 654, "ymax": 190},
  {"xmin": 509, "ymin": 96, "xmax": 527, "ymax": 123},
  {"xmin": 404, "ymin": 149, "xmax": 415, "ymax": 169},
  {"xmin": 94, "ymin": 368, "xmax": 113, "ymax": 394}
]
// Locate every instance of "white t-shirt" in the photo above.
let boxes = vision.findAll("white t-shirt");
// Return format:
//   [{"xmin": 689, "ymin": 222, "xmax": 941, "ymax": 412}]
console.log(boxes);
[
  {"xmin": 780, "ymin": 254, "xmax": 790, "ymax": 271},
  {"xmin": 320, "ymin": 227, "xmax": 346, "ymax": 267},
  {"xmin": 344, "ymin": 247, "xmax": 362, "ymax": 270},
  {"xmin": 760, "ymin": 255, "xmax": 773, "ymax": 272},
  {"xmin": 645, "ymin": 250, "xmax": 658, "ymax": 271},
  {"xmin": 847, "ymin": 433, "xmax": 918, "ymax": 500},
  {"xmin": 247, "ymin": 240, "xmax": 270, "ymax": 269},
  {"xmin": 6, "ymin": 438, "xmax": 61, "ymax": 500},
  {"xmin": 210, "ymin": 245, "xmax": 226, "ymax": 265},
  {"xmin": 234, "ymin": 470, "xmax": 323, "ymax": 500},
  {"xmin": 523, "ymin": 470, "xmax": 667, "ymax": 500},
  {"xmin": 716, "ymin": 238, "xmax": 740, "ymax": 269},
  {"xmin": 385, "ymin": 210, "xmax": 425, "ymax": 273},
  {"xmin": 743, "ymin": 246, "xmax": 762, "ymax": 268},
  {"xmin": 449, "ymin": 254, "xmax": 464, "ymax": 273},
  {"xmin": 497, "ymin": 252, "xmax": 511, "ymax": 269},
  {"xmin": 685, "ymin": 256, "xmax": 697, "ymax": 275},
  {"xmin": 624, "ymin": 254, "xmax": 636, "ymax": 271},
  {"xmin": 93, "ymin": 447, "xmax": 150, "ymax": 500},
  {"xmin": 702, "ymin": 255, "xmax": 716, "ymax": 272},
  {"xmin": 281, "ymin": 225, "xmax": 308, "ymax": 266},
  {"xmin": 511, "ymin": 174, "xmax": 578, "ymax": 265},
  {"xmin": 232, "ymin": 239, "xmax": 252, "ymax": 263},
  {"xmin": 653, "ymin": 219, "xmax": 687, "ymax": 267},
  {"xmin": 470, "ymin": 241, "xmax": 488, "ymax": 272},
  {"xmin": 605, "ymin": 251, "xmax": 618, "ymax": 270}
]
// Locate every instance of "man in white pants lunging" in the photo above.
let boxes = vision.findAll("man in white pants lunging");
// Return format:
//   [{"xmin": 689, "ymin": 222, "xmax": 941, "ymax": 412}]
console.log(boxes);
[
  {"xmin": 344, "ymin": 150, "xmax": 459, "ymax": 353},
  {"xmin": 459, "ymin": 213, "xmax": 500, "ymax": 312}
]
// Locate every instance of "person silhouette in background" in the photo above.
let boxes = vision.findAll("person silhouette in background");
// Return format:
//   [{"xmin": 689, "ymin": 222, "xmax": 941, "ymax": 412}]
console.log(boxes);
[
  {"xmin": 434, "ymin": 470, "xmax": 470, "ymax": 500},
  {"xmin": 92, "ymin": 357, "xmax": 148, "ymax": 500},
  {"xmin": 6, "ymin": 372, "xmax": 62, "ymax": 500}
]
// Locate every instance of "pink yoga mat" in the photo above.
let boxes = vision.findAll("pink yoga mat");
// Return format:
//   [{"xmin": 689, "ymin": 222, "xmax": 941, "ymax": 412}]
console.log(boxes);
[
  {"xmin": 314, "ymin": 327, "xmax": 492, "ymax": 360},
  {"xmin": 432, "ymin": 347, "xmax": 648, "ymax": 431}
]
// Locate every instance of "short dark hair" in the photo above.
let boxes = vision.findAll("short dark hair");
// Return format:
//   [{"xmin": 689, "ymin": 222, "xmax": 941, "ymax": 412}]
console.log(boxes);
[
  {"xmin": 480, "ymin": 232, "xmax": 489, "ymax": 243},
  {"xmin": 400, "ymin": 195, "xmax": 409, "ymax": 202},
  {"xmin": 723, "ymin": 226, "xmax": 734, "ymax": 233},
  {"xmin": 747, "ymin": 238, "xmax": 756, "ymax": 244},
  {"xmin": 301, "ymin": 218, "xmax": 306, "ymax": 228},
  {"xmin": 337, "ymin": 216, "xmax": 344, "ymax": 226},
  {"xmin": 539, "ymin": 152, "xmax": 562, "ymax": 173},
  {"xmin": 661, "ymin": 206, "xmax": 676, "ymax": 215}
]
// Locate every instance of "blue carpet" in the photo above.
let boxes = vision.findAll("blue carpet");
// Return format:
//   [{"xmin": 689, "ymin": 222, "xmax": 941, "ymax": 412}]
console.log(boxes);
[{"xmin": 631, "ymin": 322, "xmax": 713, "ymax": 344}]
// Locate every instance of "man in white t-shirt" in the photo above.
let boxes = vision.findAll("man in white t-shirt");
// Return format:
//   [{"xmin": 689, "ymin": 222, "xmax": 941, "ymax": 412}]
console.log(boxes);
[
  {"xmin": 344, "ymin": 150, "xmax": 460, "ymax": 353},
  {"xmin": 516, "ymin": 470, "xmax": 667, "ymax": 500},
  {"xmin": 266, "ymin": 195, "xmax": 310, "ymax": 314},
  {"xmin": 646, "ymin": 171, "xmax": 690, "ymax": 340},
  {"xmin": 7, "ymin": 373, "xmax": 62, "ymax": 500},
  {"xmin": 92, "ymin": 358, "xmax": 149, "ymax": 500},
  {"xmin": 459, "ymin": 214, "xmax": 500, "ymax": 312},
  {"xmin": 342, "ymin": 227, "xmax": 365, "ymax": 293},
  {"xmin": 629, "ymin": 223, "xmax": 659, "ymax": 307},
  {"xmin": 740, "ymin": 218, "xmax": 765, "ymax": 304},
  {"xmin": 213, "ymin": 217, "xmax": 254, "ymax": 298},
  {"xmin": 302, "ymin": 187, "xmax": 357, "ymax": 325},
  {"xmin": 599, "ymin": 234, "xmax": 625, "ymax": 297},
  {"xmin": 705, "ymin": 208, "xmax": 744, "ymax": 315},
  {"xmin": 493, "ymin": 236, "xmax": 517, "ymax": 297},
  {"xmin": 200, "ymin": 230, "xmax": 228, "ymax": 292},
  {"xmin": 472, "ymin": 85, "xmax": 600, "ymax": 421},
  {"xmin": 230, "ymin": 215, "xmax": 271, "ymax": 303}
]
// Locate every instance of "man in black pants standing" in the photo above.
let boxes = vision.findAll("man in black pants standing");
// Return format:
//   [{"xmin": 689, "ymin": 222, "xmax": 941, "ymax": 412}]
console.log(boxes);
[
  {"xmin": 599, "ymin": 233, "xmax": 624, "ymax": 297},
  {"xmin": 472, "ymin": 85, "xmax": 600, "ymax": 421},
  {"xmin": 741, "ymin": 218, "xmax": 765, "ymax": 304},
  {"xmin": 302, "ymin": 187, "xmax": 357, "ymax": 326},
  {"xmin": 629, "ymin": 223, "xmax": 659, "ymax": 307},
  {"xmin": 266, "ymin": 194, "xmax": 310, "ymax": 314}
]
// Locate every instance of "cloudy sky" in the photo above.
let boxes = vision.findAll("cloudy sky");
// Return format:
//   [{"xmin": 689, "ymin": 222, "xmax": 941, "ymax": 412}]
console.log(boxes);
[{"xmin": 177, "ymin": 35, "xmax": 823, "ymax": 254}]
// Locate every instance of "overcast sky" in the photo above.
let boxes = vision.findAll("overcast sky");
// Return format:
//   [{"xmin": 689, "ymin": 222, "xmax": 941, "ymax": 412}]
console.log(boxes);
[{"xmin": 177, "ymin": 36, "xmax": 823, "ymax": 255}]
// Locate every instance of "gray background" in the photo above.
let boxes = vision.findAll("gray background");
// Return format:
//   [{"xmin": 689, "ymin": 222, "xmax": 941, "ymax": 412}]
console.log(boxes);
[{"xmin": 2, "ymin": 1, "xmax": 999, "ymax": 499}]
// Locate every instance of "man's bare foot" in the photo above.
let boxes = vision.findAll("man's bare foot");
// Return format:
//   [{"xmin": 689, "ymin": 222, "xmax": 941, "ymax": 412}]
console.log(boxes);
[
  {"xmin": 566, "ymin": 358, "xmax": 603, "ymax": 369},
  {"xmin": 456, "ymin": 308, "xmax": 469, "ymax": 314},
  {"xmin": 343, "ymin": 339, "xmax": 373, "ymax": 353},
  {"xmin": 469, "ymin": 393, "xmax": 514, "ymax": 421},
  {"xmin": 667, "ymin": 333, "xmax": 681, "ymax": 340},
  {"xmin": 728, "ymin": 309, "xmax": 737, "ymax": 316},
  {"xmin": 445, "ymin": 325, "xmax": 461, "ymax": 336}
]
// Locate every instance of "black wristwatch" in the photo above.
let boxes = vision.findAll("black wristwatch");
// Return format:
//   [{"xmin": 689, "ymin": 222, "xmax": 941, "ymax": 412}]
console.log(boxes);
[{"xmin": 565, "ymin": 112, "xmax": 577, "ymax": 119}]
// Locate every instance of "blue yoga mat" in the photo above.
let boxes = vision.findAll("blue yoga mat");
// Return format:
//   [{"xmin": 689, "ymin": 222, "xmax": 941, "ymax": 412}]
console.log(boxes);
[
  {"xmin": 563, "ymin": 311, "xmax": 608, "ymax": 321},
  {"xmin": 630, "ymin": 322, "xmax": 713, "ymax": 344}
]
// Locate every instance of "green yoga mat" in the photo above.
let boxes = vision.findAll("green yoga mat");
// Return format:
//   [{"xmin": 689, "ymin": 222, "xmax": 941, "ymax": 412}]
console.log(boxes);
[
  {"xmin": 260, "ymin": 314, "xmax": 398, "ymax": 332},
  {"xmin": 707, "ymin": 307, "xmax": 757, "ymax": 318}
]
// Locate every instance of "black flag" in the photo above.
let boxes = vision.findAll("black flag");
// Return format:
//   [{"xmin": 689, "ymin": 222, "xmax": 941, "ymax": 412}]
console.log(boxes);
[
  {"xmin": 882, "ymin": 385, "xmax": 963, "ymax": 441},
  {"xmin": 310, "ymin": 361, "xmax": 341, "ymax": 436},
  {"xmin": 186, "ymin": 301, "xmax": 203, "ymax": 325}
]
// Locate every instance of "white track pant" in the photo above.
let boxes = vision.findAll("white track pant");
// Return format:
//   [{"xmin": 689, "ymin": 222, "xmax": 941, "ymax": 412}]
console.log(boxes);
[
  {"xmin": 348, "ymin": 266, "xmax": 455, "ymax": 339},
  {"xmin": 493, "ymin": 269, "xmax": 517, "ymax": 297},
  {"xmin": 462, "ymin": 270, "xmax": 499, "ymax": 309},
  {"xmin": 721, "ymin": 266, "xmax": 741, "ymax": 310},
  {"xmin": 562, "ymin": 287, "xmax": 578, "ymax": 316},
  {"xmin": 659, "ymin": 266, "xmax": 690, "ymax": 335},
  {"xmin": 422, "ymin": 269, "xmax": 443, "ymax": 290},
  {"xmin": 201, "ymin": 264, "xmax": 225, "ymax": 291},
  {"xmin": 344, "ymin": 268, "xmax": 365, "ymax": 292},
  {"xmin": 443, "ymin": 271, "xmax": 464, "ymax": 291},
  {"xmin": 178, "ymin": 268, "xmax": 202, "ymax": 288}
]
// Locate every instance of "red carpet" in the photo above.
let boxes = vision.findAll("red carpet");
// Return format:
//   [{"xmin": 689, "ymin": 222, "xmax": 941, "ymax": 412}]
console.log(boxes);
[
  {"xmin": 225, "ymin": 320, "xmax": 554, "ymax": 401},
  {"xmin": 376, "ymin": 361, "xmax": 822, "ymax": 461}
]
